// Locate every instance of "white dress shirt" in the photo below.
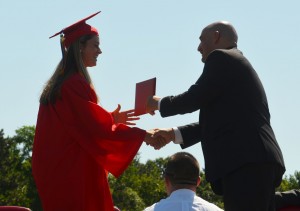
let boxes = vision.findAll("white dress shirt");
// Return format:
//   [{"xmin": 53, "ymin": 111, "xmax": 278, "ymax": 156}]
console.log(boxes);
[
  {"xmin": 144, "ymin": 189, "xmax": 223, "ymax": 211},
  {"xmin": 158, "ymin": 99, "xmax": 184, "ymax": 144}
]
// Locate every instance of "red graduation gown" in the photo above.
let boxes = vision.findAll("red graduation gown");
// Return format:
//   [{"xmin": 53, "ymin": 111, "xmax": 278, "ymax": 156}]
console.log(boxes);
[{"xmin": 32, "ymin": 73, "xmax": 146, "ymax": 211}]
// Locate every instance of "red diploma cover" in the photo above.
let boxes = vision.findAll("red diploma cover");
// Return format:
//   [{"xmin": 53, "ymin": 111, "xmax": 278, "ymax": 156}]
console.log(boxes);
[{"xmin": 134, "ymin": 77, "xmax": 156, "ymax": 116}]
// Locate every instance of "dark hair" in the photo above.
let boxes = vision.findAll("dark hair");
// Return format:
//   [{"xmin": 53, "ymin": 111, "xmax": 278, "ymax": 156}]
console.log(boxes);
[
  {"xmin": 163, "ymin": 152, "xmax": 200, "ymax": 186},
  {"xmin": 40, "ymin": 34, "xmax": 96, "ymax": 105}
]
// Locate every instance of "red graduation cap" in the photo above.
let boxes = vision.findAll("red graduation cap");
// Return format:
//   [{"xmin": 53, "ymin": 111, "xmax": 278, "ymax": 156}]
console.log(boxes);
[{"xmin": 50, "ymin": 11, "xmax": 100, "ymax": 48}]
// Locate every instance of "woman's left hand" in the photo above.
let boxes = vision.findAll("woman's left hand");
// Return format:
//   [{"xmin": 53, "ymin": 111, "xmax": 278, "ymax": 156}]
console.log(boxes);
[{"xmin": 112, "ymin": 104, "xmax": 140, "ymax": 125}]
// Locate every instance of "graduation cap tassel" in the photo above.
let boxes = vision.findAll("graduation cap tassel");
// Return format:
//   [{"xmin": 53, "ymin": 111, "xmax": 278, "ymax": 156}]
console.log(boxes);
[{"xmin": 60, "ymin": 34, "xmax": 66, "ymax": 74}]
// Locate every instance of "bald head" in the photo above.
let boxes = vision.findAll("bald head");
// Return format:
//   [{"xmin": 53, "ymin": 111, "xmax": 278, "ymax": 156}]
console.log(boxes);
[
  {"xmin": 198, "ymin": 21, "xmax": 238, "ymax": 62},
  {"xmin": 204, "ymin": 21, "xmax": 238, "ymax": 48}
]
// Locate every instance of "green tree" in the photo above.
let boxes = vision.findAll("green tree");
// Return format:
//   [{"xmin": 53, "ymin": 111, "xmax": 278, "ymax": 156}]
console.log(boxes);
[
  {"xmin": 12, "ymin": 126, "xmax": 42, "ymax": 210},
  {"xmin": 111, "ymin": 184, "xmax": 145, "ymax": 211},
  {"xmin": 0, "ymin": 127, "xmax": 42, "ymax": 210},
  {"xmin": 0, "ymin": 129, "xmax": 25, "ymax": 206},
  {"xmin": 137, "ymin": 158, "xmax": 168, "ymax": 206},
  {"xmin": 277, "ymin": 171, "xmax": 300, "ymax": 192},
  {"xmin": 110, "ymin": 155, "xmax": 167, "ymax": 210}
]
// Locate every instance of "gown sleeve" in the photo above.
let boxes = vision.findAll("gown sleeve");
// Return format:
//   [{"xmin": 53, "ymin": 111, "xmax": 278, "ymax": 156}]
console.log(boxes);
[{"xmin": 55, "ymin": 74, "xmax": 146, "ymax": 177}]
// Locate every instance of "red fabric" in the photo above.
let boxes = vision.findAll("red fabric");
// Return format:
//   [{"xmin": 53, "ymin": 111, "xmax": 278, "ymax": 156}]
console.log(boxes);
[
  {"xmin": 279, "ymin": 206, "xmax": 300, "ymax": 211},
  {"xmin": 32, "ymin": 73, "xmax": 145, "ymax": 211},
  {"xmin": 49, "ymin": 11, "xmax": 100, "ymax": 48},
  {"xmin": 63, "ymin": 24, "xmax": 98, "ymax": 48}
]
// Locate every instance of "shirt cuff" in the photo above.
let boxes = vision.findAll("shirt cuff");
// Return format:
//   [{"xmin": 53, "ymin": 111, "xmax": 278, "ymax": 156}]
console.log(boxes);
[
  {"xmin": 158, "ymin": 99, "xmax": 161, "ymax": 111},
  {"xmin": 172, "ymin": 127, "xmax": 183, "ymax": 144}
]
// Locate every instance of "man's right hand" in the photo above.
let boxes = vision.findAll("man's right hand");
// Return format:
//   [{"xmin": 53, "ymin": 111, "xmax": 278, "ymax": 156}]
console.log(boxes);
[
  {"xmin": 146, "ymin": 96, "xmax": 161, "ymax": 115},
  {"xmin": 153, "ymin": 128, "xmax": 174, "ymax": 145},
  {"xmin": 144, "ymin": 129, "xmax": 168, "ymax": 150}
]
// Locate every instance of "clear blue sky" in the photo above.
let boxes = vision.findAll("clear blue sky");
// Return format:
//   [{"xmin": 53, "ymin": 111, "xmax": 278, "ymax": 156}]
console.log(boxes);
[{"xmin": 1, "ymin": 1, "xmax": 299, "ymax": 177}]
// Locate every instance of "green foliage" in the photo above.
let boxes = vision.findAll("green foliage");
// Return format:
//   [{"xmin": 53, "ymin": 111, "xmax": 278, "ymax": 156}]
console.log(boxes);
[
  {"xmin": 13, "ymin": 126, "xmax": 35, "ymax": 161},
  {"xmin": 0, "ymin": 128, "xmax": 26, "ymax": 206},
  {"xmin": 0, "ymin": 127, "xmax": 42, "ymax": 210},
  {"xmin": 1, "ymin": 126, "xmax": 299, "ymax": 211},
  {"xmin": 110, "ymin": 155, "xmax": 168, "ymax": 210},
  {"xmin": 112, "ymin": 186, "xmax": 145, "ymax": 211},
  {"xmin": 277, "ymin": 171, "xmax": 300, "ymax": 192}
]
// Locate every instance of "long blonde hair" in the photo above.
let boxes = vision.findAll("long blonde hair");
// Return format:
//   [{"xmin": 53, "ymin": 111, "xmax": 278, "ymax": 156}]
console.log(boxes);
[{"xmin": 40, "ymin": 34, "xmax": 97, "ymax": 104}]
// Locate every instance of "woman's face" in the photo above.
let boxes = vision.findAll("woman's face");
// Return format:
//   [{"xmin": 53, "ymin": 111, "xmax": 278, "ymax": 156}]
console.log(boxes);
[{"xmin": 81, "ymin": 36, "xmax": 102, "ymax": 67}]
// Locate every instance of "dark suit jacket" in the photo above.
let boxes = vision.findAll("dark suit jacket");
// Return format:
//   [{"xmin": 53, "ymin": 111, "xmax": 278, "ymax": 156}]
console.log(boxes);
[{"xmin": 160, "ymin": 48, "xmax": 285, "ymax": 183}]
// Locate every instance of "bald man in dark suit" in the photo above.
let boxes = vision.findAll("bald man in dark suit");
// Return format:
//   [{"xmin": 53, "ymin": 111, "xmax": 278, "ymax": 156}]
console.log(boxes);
[{"xmin": 146, "ymin": 21, "xmax": 285, "ymax": 211}]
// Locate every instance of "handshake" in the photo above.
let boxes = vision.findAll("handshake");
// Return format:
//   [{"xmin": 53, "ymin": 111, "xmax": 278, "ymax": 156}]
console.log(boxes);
[
  {"xmin": 143, "ymin": 96, "xmax": 175, "ymax": 149},
  {"xmin": 112, "ymin": 96, "xmax": 174, "ymax": 150},
  {"xmin": 144, "ymin": 128, "xmax": 175, "ymax": 150}
]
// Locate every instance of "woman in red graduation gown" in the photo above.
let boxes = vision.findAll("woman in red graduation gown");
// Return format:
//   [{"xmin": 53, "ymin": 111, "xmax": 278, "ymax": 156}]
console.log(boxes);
[{"xmin": 32, "ymin": 11, "xmax": 156, "ymax": 211}]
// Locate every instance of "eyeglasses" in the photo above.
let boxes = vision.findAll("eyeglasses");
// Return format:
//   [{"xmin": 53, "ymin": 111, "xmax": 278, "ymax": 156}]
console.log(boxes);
[{"xmin": 161, "ymin": 169, "xmax": 174, "ymax": 178}]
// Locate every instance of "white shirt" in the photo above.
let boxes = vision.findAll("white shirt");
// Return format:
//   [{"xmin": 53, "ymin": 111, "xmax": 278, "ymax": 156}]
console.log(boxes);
[
  {"xmin": 144, "ymin": 189, "xmax": 223, "ymax": 211},
  {"xmin": 158, "ymin": 99, "xmax": 184, "ymax": 144}
]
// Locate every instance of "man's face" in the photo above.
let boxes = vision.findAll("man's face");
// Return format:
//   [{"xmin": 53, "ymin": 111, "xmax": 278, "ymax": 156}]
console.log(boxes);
[{"xmin": 197, "ymin": 28, "xmax": 215, "ymax": 63}]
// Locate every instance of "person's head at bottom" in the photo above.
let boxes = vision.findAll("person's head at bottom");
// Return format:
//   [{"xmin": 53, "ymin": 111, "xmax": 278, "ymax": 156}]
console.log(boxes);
[{"xmin": 163, "ymin": 152, "xmax": 200, "ymax": 195}]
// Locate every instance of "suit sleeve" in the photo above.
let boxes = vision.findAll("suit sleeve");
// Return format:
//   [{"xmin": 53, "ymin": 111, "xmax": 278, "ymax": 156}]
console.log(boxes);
[
  {"xmin": 56, "ymin": 77, "xmax": 146, "ymax": 177},
  {"xmin": 160, "ymin": 50, "xmax": 232, "ymax": 117},
  {"xmin": 178, "ymin": 122, "xmax": 202, "ymax": 149}
]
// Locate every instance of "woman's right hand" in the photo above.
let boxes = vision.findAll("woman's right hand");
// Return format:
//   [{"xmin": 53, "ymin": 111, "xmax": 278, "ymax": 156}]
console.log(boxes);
[{"xmin": 112, "ymin": 104, "xmax": 140, "ymax": 125}]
